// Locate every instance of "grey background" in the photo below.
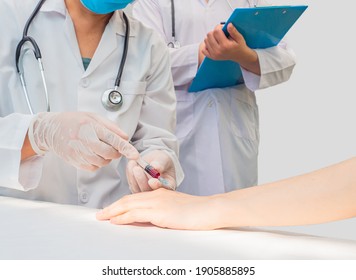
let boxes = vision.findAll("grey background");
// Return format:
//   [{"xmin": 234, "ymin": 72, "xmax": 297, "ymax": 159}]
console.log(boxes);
[
  {"xmin": 257, "ymin": 0, "xmax": 356, "ymax": 241},
  {"xmin": 258, "ymin": 1, "xmax": 355, "ymax": 192}
]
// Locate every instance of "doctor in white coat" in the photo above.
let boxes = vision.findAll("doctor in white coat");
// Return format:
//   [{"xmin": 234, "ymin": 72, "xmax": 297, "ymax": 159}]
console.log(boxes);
[
  {"xmin": 133, "ymin": 0, "xmax": 296, "ymax": 195},
  {"xmin": 0, "ymin": 0, "xmax": 183, "ymax": 208}
]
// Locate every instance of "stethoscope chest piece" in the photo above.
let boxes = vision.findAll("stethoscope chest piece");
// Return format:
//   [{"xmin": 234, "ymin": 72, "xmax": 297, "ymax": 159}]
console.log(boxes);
[
  {"xmin": 101, "ymin": 88, "xmax": 123, "ymax": 111},
  {"xmin": 167, "ymin": 39, "xmax": 180, "ymax": 49},
  {"xmin": 101, "ymin": 11, "xmax": 130, "ymax": 112}
]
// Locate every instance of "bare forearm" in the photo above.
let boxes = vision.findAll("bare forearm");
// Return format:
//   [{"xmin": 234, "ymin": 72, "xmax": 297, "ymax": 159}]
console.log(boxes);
[
  {"xmin": 216, "ymin": 157, "xmax": 356, "ymax": 228},
  {"xmin": 237, "ymin": 49, "xmax": 261, "ymax": 76},
  {"xmin": 21, "ymin": 132, "xmax": 36, "ymax": 160}
]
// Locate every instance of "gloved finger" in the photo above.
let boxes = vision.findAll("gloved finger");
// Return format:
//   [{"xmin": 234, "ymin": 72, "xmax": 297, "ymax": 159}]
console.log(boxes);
[
  {"xmin": 69, "ymin": 141, "xmax": 112, "ymax": 168},
  {"xmin": 82, "ymin": 153, "xmax": 112, "ymax": 168},
  {"xmin": 89, "ymin": 141, "xmax": 121, "ymax": 160},
  {"xmin": 90, "ymin": 113, "xmax": 129, "ymax": 140},
  {"xmin": 126, "ymin": 160, "xmax": 140, "ymax": 193},
  {"xmin": 148, "ymin": 177, "xmax": 176, "ymax": 190},
  {"xmin": 69, "ymin": 156, "xmax": 99, "ymax": 171},
  {"xmin": 147, "ymin": 178, "xmax": 162, "ymax": 190},
  {"xmin": 117, "ymin": 138, "xmax": 139, "ymax": 160},
  {"xmin": 63, "ymin": 147, "xmax": 101, "ymax": 171},
  {"xmin": 150, "ymin": 157, "xmax": 174, "ymax": 176},
  {"xmin": 76, "ymin": 122, "xmax": 121, "ymax": 160},
  {"xmin": 133, "ymin": 166, "xmax": 152, "ymax": 192},
  {"xmin": 95, "ymin": 126, "xmax": 139, "ymax": 160},
  {"xmin": 148, "ymin": 161, "xmax": 172, "ymax": 189},
  {"xmin": 78, "ymin": 164, "xmax": 99, "ymax": 171},
  {"xmin": 149, "ymin": 160, "xmax": 164, "ymax": 173}
]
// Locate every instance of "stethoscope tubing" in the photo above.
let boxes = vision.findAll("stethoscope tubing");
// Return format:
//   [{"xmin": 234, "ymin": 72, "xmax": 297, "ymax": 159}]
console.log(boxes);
[
  {"xmin": 102, "ymin": 12, "xmax": 130, "ymax": 112},
  {"xmin": 168, "ymin": 0, "xmax": 259, "ymax": 48},
  {"xmin": 16, "ymin": 0, "xmax": 49, "ymax": 114},
  {"xmin": 114, "ymin": 12, "xmax": 130, "ymax": 90},
  {"xmin": 15, "ymin": 0, "xmax": 130, "ymax": 113}
]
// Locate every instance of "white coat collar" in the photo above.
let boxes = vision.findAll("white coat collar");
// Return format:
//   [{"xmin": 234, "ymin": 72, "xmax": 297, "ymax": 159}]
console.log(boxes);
[
  {"xmin": 81, "ymin": 11, "xmax": 136, "ymax": 76},
  {"xmin": 40, "ymin": 0, "xmax": 137, "ymax": 37},
  {"xmin": 40, "ymin": 0, "xmax": 67, "ymax": 15},
  {"xmin": 111, "ymin": 11, "xmax": 137, "ymax": 38},
  {"xmin": 37, "ymin": 0, "xmax": 136, "ymax": 76}
]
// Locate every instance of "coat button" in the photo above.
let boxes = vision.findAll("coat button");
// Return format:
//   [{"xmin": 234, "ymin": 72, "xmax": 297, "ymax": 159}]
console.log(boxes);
[
  {"xmin": 81, "ymin": 78, "xmax": 90, "ymax": 88},
  {"xmin": 80, "ymin": 192, "xmax": 89, "ymax": 203}
]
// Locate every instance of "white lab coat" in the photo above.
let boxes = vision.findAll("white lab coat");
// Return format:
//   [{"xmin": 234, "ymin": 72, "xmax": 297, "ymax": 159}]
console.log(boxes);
[
  {"xmin": 133, "ymin": 0, "xmax": 296, "ymax": 195},
  {"xmin": 0, "ymin": 0, "xmax": 183, "ymax": 208}
]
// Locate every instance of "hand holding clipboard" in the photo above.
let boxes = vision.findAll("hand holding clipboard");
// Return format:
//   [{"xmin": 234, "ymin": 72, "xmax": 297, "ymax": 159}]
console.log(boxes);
[{"xmin": 188, "ymin": 5, "xmax": 308, "ymax": 92}]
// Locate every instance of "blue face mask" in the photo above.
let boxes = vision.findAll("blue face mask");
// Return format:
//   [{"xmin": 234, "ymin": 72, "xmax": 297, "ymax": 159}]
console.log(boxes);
[{"xmin": 80, "ymin": 0, "xmax": 134, "ymax": 14}]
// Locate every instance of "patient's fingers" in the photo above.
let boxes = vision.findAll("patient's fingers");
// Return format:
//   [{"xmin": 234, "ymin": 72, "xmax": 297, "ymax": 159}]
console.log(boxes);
[{"xmin": 96, "ymin": 191, "xmax": 155, "ymax": 220}]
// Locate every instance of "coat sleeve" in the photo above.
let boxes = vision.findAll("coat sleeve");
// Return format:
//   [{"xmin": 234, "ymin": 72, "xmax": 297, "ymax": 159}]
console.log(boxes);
[
  {"xmin": 243, "ymin": 41, "xmax": 297, "ymax": 91},
  {"xmin": 130, "ymin": 23, "xmax": 184, "ymax": 186},
  {"xmin": 242, "ymin": 0, "xmax": 297, "ymax": 90},
  {"xmin": 0, "ymin": 2, "xmax": 44, "ymax": 191}
]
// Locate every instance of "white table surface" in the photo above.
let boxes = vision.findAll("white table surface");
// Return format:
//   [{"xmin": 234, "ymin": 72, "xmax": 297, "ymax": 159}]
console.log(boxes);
[{"xmin": 1, "ymin": 196, "xmax": 356, "ymax": 260}]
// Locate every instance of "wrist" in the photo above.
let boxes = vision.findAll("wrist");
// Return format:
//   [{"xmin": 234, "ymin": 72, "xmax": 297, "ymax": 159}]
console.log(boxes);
[
  {"xmin": 206, "ymin": 193, "xmax": 238, "ymax": 229},
  {"xmin": 209, "ymin": 191, "xmax": 249, "ymax": 229},
  {"xmin": 238, "ymin": 49, "xmax": 261, "ymax": 76},
  {"xmin": 198, "ymin": 43, "xmax": 205, "ymax": 66},
  {"xmin": 21, "ymin": 132, "xmax": 37, "ymax": 160},
  {"xmin": 28, "ymin": 113, "xmax": 48, "ymax": 155}
]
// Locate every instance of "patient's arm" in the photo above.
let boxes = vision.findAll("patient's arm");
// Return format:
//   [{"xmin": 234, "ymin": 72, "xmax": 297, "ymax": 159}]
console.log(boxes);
[
  {"xmin": 21, "ymin": 132, "xmax": 36, "ymax": 161},
  {"xmin": 221, "ymin": 157, "xmax": 356, "ymax": 227},
  {"xmin": 97, "ymin": 157, "xmax": 356, "ymax": 230}
]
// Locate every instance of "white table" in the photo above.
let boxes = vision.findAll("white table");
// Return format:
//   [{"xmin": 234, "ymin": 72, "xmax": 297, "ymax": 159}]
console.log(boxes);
[{"xmin": 1, "ymin": 196, "xmax": 356, "ymax": 260}]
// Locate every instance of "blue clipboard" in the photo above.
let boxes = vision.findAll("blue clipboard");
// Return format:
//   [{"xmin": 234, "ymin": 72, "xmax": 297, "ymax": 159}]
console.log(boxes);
[{"xmin": 188, "ymin": 5, "xmax": 308, "ymax": 92}]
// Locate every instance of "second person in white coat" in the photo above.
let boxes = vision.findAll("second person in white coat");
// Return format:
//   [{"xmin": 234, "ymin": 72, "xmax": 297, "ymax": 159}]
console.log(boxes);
[{"xmin": 132, "ymin": 0, "xmax": 297, "ymax": 195}]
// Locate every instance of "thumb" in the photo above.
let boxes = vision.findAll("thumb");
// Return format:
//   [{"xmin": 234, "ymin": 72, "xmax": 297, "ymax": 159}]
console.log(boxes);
[{"xmin": 150, "ymin": 160, "xmax": 164, "ymax": 173}]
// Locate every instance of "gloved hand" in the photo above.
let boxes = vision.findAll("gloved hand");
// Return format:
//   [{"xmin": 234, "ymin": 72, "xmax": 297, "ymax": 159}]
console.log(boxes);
[
  {"xmin": 28, "ymin": 112, "xmax": 139, "ymax": 171},
  {"xmin": 126, "ymin": 150, "xmax": 177, "ymax": 193}
]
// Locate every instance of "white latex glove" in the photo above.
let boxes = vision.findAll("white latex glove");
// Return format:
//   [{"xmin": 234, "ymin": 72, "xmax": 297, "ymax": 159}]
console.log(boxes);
[
  {"xmin": 28, "ymin": 112, "xmax": 139, "ymax": 171},
  {"xmin": 126, "ymin": 150, "xmax": 177, "ymax": 193}
]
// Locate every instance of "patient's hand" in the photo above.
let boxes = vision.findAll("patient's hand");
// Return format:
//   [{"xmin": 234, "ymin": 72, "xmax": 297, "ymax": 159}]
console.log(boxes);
[{"xmin": 96, "ymin": 188, "xmax": 224, "ymax": 230}]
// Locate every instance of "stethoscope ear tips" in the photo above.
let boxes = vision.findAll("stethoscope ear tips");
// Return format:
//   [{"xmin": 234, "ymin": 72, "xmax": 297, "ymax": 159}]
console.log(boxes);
[{"xmin": 101, "ymin": 88, "xmax": 123, "ymax": 111}]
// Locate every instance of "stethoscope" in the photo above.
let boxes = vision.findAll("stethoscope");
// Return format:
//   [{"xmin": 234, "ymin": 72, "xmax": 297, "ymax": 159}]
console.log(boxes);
[
  {"xmin": 167, "ymin": 0, "xmax": 180, "ymax": 48},
  {"xmin": 15, "ymin": 0, "xmax": 130, "ymax": 114},
  {"xmin": 167, "ymin": 0, "xmax": 258, "ymax": 49}
]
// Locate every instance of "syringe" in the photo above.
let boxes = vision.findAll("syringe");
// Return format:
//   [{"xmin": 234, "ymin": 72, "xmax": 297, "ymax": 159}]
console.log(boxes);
[{"xmin": 136, "ymin": 158, "xmax": 171, "ymax": 188}]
